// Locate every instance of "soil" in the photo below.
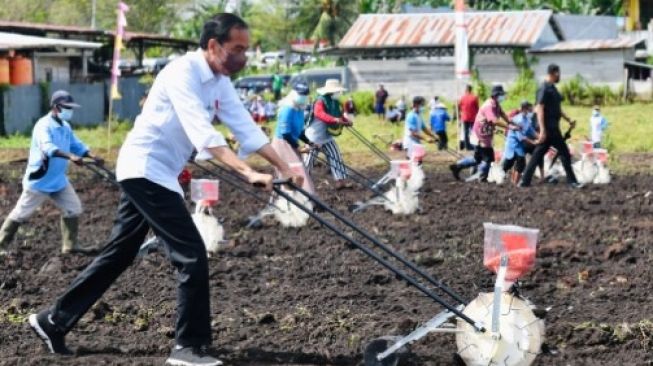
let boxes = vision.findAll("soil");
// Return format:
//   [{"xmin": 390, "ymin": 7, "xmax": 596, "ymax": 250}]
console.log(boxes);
[{"xmin": 1, "ymin": 160, "xmax": 653, "ymax": 366}]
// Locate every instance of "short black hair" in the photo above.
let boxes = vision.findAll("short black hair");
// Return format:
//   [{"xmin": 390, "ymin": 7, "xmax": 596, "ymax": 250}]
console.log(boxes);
[
  {"xmin": 412, "ymin": 96, "xmax": 425, "ymax": 106},
  {"xmin": 200, "ymin": 13, "xmax": 248, "ymax": 50},
  {"xmin": 465, "ymin": 84, "xmax": 473, "ymax": 92},
  {"xmin": 547, "ymin": 63, "xmax": 560, "ymax": 74}
]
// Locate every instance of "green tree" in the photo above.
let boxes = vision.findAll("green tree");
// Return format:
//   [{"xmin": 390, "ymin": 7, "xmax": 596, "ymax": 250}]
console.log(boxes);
[
  {"xmin": 290, "ymin": 0, "xmax": 358, "ymax": 47},
  {"xmin": 172, "ymin": 1, "xmax": 229, "ymax": 41}
]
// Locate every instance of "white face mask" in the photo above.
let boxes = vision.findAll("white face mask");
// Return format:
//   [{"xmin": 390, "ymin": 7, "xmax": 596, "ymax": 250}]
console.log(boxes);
[
  {"xmin": 294, "ymin": 95, "xmax": 307, "ymax": 107},
  {"xmin": 58, "ymin": 107, "xmax": 73, "ymax": 121}
]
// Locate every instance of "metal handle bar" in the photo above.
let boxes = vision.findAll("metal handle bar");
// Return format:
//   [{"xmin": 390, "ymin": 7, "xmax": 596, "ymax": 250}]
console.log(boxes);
[{"xmin": 272, "ymin": 180, "xmax": 479, "ymax": 329}]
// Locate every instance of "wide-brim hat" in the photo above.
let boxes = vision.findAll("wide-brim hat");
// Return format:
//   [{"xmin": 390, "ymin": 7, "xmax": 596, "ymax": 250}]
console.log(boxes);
[
  {"xmin": 434, "ymin": 102, "xmax": 447, "ymax": 109},
  {"xmin": 317, "ymin": 79, "xmax": 346, "ymax": 95},
  {"xmin": 50, "ymin": 90, "xmax": 81, "ymax": 109}
]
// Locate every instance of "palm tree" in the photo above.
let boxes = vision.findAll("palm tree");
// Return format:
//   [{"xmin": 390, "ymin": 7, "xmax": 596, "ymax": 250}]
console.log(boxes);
[{"xmin": 291, "ymin": 0, "xmax": 359, "ymax": 47}]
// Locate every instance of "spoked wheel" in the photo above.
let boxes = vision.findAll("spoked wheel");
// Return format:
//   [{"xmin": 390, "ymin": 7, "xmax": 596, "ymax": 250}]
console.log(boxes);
[{"xmin": 363, "ymin": 336, "xmax": 407, "ymax": 366}]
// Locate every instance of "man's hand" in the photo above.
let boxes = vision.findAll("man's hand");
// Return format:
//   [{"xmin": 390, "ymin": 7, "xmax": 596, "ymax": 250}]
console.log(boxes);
[
  {"xmin": 93, "ymin": 156, "xmax": 105, "ymax": 166},
  {"xmin": 569, "ymin": 119, "xmax": 577, "ymax": 129},
  {"xmin": 69, "ymin": 154, "xmax": 84, "ymax": 166},
  {"xmin": 535, "ymin": 131, "xmax": 547, "ymax": 144},
  {"xmin": 279, "ymin": 165, "xmax": 305, "ymax": 188},
  {"xmin": 340, "ymin": 118, "xmax": 353, "ymax": 126},
  {"xmin": 298, "ymin": 145, "xmax": 311, "ymax": 154},
  {"xmin": 244, "ymin": 170, "xmax": 274, "ymax": 191},
  {"xmin": 508, "ymin": 123, "xmax": 522, "ymax": 131}
]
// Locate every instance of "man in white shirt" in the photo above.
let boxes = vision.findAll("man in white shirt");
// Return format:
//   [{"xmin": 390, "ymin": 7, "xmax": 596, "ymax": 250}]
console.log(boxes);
[
  {"xmin": 590, "ymin": 105, "xmax": 608, "ymax": 148},
  {"xmin": 29, "ymin": 13, "xmax": 302, "ymax": 366}
]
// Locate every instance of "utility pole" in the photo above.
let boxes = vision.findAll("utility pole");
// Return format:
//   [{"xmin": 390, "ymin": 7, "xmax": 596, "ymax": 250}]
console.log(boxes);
[{"xmin": 91, "ymin": 0, "xmax": 97, "ymax": 29}]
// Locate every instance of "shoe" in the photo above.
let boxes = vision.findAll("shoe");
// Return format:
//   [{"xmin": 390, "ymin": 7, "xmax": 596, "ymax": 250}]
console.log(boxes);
[
  {"xmin": 569, "ymin": 182, "xmax": 584, "ymax": 189},
  {"xmin": 449, "ymin": 164, "xmax": 461, "ymax": 181},
  {"xmin": 166, "ymin": 346, "xmax": 223, "ymax": 366},
  {"xmin": 544, "ymin": 175, "xmax": 559, "ymax": 184},
  {"xmin": 29, "ymin": 310, "xmax": 72, "ymax": 355},
  {"xmin": 517, "ymin": 181, "xmax": 529, "ymax": 188}
]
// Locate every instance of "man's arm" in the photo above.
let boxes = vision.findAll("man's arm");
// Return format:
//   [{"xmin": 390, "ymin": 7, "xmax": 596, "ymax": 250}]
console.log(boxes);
[
  {"xmin": 535, "ymin": 104, "xmax": 546, "ymax": 143},
  {"xmin": 560, "ymin": 109, "xmax": 576, "ymax": 129},
  {"xmin": 207, "ymin": 146, "xmax": 275, "ymax": 190}
]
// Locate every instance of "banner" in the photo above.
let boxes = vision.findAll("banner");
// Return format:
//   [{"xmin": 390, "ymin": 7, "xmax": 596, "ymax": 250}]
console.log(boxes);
[{"xmin": 110, "ymin": 2, "xmax": 129, "ymax": 100}]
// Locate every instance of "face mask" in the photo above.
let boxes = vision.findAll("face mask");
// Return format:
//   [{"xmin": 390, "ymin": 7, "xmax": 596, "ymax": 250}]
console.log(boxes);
[
  {"xmin": 294, "ymin": 95, "xmax": 307, "ymax": 106},
  {"xmin": 418, "ymin": 106, "xmax": 425, "ymax": 114},
  {"xmin": 332, "ymin": 92, "xmax": 342, "ymax": 99},
  {"xmin": 218, "ymin": 46, "xmax": 247, "ymax": 75},
  {"xmin": 526, "ymin": 112, "xmax": 534, "ymax": 119},
  {"xmin": 58, "ymin": 107, "xmax": 73, "ymax": 121},
  {"xmin": 498, "ymin": 95, "xmax": 506, "ymax": 102}
]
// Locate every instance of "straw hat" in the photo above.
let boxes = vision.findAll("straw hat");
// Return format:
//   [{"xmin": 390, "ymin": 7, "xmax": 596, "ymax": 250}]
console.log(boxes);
[{"xmin": 317, "ymin": 79, "xmax": 346, "ymax": 95}]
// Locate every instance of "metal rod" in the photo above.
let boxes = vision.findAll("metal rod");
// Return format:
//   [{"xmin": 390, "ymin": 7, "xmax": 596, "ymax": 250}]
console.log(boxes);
[
  {"xmin": 83, "ymin": 161, "xmax": 119, "ymax": 187},
  {"xmin": 347, "ymin": 126, "xmax": 392, "ymax": 163},
  {"xmin": 283, "ymin": 180, "xmax": 468, "ymax": 306},
  {"xmin": 190, "ymin": 161, "xmax": 275, "ymax": 208},
  {"xmin": 312, "ymin": 155, "xmax": 389, "ymax": 200},
  {"xmin": 273, "ymin": 182, "xmax": 480, "ymax": 329}
]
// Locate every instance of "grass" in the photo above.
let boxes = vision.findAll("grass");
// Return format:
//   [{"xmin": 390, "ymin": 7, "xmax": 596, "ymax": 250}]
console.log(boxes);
[{"xmin": 1, "ymin": 103, "xmax": 652, "ymax": 164}]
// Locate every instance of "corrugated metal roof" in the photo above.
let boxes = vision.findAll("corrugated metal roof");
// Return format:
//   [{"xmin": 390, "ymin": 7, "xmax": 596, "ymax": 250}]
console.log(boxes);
[
  {"xmin": 338, "ymin": 10, "xmax": 553, "ymax": 49},
  {"xmin": 0, "ymin": 32, "xmax": 102, "ymax": 50},
  {"xmin": 0, "ymin": 20, "xmax": 195, "ymax": 45},
  {"xmin": 530, "ymin": 38, "xmax": 644, "ymax": 53}
]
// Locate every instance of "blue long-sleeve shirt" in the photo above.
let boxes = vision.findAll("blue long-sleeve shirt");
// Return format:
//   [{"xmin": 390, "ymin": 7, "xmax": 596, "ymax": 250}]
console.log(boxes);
[
  {"xmin": 429, "ymin": 108, "xmax": 450, "ymax": 133},
  {"xmin": 275, "ymin": 105, "xmax": 308, "ymax": 148},
  {"xmin": 503, "ymin": 113, "xmax": 537, "ymax": 159},
  {"xmin": 22, "ymin": 113, "xmax": 88, "ymax": 193}
]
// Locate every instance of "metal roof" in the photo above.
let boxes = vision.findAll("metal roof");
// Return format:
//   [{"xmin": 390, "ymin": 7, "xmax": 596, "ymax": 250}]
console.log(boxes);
[
  {"xmin": 530, "ymin": 38, "xmax": 644, "ymax": 53},
  {"xmin": 0, "ymin": 32, "xmax": 102, "ymax": 51},
  {"xmin": 0, "ymin": 20, "xmax": 195, "ymax": 46},
  {"xmin": 338, "ymin": 10, "xmax": 553, "ymax": 49}
]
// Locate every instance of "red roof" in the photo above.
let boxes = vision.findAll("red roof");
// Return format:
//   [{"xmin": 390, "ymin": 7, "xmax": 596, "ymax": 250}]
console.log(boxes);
[{"xmin": 339, "ymin": 10, "xmax": 553, "ymax": 49}]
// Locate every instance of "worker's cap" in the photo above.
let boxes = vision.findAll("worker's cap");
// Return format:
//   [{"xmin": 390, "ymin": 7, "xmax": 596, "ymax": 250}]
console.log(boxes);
[
  {"xmin": 491, "ymin": 85, "xmax": 506, "ymax": 97},
  {"xmin": 593, "ymin": 104, "xmax": 600, "ymax": 110},
  {"xmin": 520, "ymin": 100, "xmax": 532, "ymax": 109},
  {"xmin": 293, "ymin": 83, "xmax": 310, "ymax": 96},
  {"xmin": 50, "ymin": 90, "xmax": 81, "ymax": 109}
]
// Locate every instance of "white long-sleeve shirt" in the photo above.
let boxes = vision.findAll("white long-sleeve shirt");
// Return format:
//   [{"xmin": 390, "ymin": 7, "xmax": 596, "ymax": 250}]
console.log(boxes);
[
  {"xmin": 590, "ymin": 112, "xmax": 608, "ymax": 144},
  {"xmin": 116, "ymin": 49, "xmax": 268, "ymax": 195}
]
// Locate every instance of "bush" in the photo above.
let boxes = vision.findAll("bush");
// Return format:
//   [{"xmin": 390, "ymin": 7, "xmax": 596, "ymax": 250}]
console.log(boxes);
[
  {"xmin": 559, "ymin": 74, "xmax": 622, "ymax": 106},
  {"xmin": 471, "ymin": 69, "xmax": 489, "ymax": 101},
  {"xmin": 343, "ymin": 91, "xmax": 375, "ymax": 115}
]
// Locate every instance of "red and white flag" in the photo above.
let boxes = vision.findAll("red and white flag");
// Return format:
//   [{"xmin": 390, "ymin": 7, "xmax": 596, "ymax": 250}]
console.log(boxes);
[
  {"xmin": 454, "ymin": 0, "xmax": 470, "ymax": 80},
  {"xmin": 110, "ymin": 2, "xmax": 129, "ymax": 100}
]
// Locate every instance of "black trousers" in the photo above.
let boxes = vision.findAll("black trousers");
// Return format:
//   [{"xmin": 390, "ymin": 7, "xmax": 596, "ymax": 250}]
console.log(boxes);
[
  {"xmin": 521, "ymin": 132, "xmax": 577, "ymax": 185},
  {"xmin": 502, "ymin": 155, "xmax": 526, "ymax": 173},
  {"xmin": 436, "ymin": 131, "xmax": 448, "ymax": 150},
  {"xmin": 460, "ymin": 122, "xmax": 474, "ymax": 151},
  {"xmin": 50, "ymin": 178, "xmax": 211, "ymax": 347}
]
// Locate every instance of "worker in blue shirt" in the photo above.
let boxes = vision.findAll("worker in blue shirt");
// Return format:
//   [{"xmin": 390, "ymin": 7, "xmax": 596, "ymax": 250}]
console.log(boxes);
[
  {"xmin": 403, "ymin": 96, "xmax": 437, "ymax": 158},
  {"xmin": 429, "ymin": 101, "xmax": 450, "ymax": 150},
  {"xmin": 0, "ymin": 90, "xmax": 103, "ymax": 256},
  {"xmin": 502, "ymin": 101, "xmax": 538, "ymax": 184}
]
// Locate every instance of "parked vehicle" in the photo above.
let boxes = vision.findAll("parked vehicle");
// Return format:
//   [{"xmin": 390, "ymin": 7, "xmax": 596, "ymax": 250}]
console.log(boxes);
[{"xmin": 289, "ymin": 67, "xmax": 345, "ymax": 91}]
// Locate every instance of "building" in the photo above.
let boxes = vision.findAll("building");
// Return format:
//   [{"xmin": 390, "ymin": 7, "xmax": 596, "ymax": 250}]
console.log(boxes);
[
  {"xmin": 0, "ymin": 20, "xmax": 196, "ymax": 83},
  {"xmin": 335, "ymin": 10, "xmax": 648, "ymax": 99}
]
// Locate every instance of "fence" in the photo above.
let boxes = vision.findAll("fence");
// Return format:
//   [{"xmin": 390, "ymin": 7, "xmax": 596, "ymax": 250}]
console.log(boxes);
[{"xmin": 0, "ymin": 76, "xmax": 147, "ymax": 136}]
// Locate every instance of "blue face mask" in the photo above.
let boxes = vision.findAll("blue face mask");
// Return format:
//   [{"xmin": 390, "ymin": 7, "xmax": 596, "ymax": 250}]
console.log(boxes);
[
  {"xmin": 498, "ymin": 95, "xmax": 506, "ymax": 102},
  {"xmin": 58, "ymin": 107, "xmax": 74, "ymax": 121}
]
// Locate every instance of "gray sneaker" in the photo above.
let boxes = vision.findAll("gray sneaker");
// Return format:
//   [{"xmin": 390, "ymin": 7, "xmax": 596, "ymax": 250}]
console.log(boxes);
[{"xmin": 165, "ymin": 346, "xmax": 223, "ymax": 366}]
